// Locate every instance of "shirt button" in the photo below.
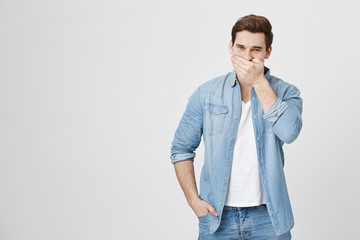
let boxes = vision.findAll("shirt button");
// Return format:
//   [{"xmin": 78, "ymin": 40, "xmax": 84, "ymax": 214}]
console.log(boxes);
[
  {"xmin": 234, "ymin": 116, "xmax": 238, "ymax": 120},
  {"xmin": 263, "ymin": 180, "xmax": 266, "ymax": 184},
  {"xmin": 253, "ymin": 115, "xmax": 256, "ymax": 119},
  {"xmin": 224, "ymin": 181, "xmax": 226, "ymax": 184},
  {"xmin": 219, "ymin": 202, "xmax": 222, "ymax": 206},
  {"xmin": 257, "ymin": 136, "xmax": 260, "ymax": 140},
  {"xmin": 230, "ymin": 137, "xmax": 234, "ymax": 141},
  {"xmin": 227, "ymin": 159, "xmax": 230, "ymax": 163},
  {"xmin": 252, "ymin": 97, "xmax": 254, "ymax": 100}
]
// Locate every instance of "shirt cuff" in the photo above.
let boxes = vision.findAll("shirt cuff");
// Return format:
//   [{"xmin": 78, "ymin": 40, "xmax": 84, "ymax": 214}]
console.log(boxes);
[
  {"xmin": 263, "ymin": 97, "xmax": 289, "ymax": 123},
  {"xmin": 171, "ymin": 153, "xmax": 196, "ymax": 164}
]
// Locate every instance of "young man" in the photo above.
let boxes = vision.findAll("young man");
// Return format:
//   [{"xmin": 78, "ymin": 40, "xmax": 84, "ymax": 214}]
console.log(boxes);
[{"xmin": 170, "ymin": 14, "xmax": 302, "ymax": 239}]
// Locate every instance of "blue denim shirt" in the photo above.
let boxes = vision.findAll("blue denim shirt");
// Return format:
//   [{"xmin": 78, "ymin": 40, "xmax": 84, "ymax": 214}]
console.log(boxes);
[{"xmin": 170, "ymin": 66, "xmax": 303, "ymax": 236}]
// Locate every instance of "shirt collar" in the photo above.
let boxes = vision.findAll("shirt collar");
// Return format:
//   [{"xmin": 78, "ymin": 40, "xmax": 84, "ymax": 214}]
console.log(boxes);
[{"xmin": 228, "ymin": 66, "xmax": 271, "ymax": 88}]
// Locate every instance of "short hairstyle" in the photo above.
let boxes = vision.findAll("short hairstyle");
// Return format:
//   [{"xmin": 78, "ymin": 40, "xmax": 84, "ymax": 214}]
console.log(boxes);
[{"xmin": 231, "ymin": 14, "xmax": 273, "ymax": 51}]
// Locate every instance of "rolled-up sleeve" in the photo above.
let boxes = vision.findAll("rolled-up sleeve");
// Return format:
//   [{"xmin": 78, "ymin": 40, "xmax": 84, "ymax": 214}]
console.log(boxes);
[
  {"xmin": 170, "ymin": 88, "xmax": 203, "ymax": 164},
  {"xmin": 263, "ymin": 85, "xmax": 303, "ymax": 144}
]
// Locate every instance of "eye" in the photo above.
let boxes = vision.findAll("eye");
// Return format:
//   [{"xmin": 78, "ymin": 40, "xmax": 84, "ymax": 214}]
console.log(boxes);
[{"xmin": 253, "ymin": 49, "xmax": 261, "ymax": 52}]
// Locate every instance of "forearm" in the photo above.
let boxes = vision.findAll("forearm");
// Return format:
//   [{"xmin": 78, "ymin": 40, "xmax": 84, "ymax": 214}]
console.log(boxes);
[
  {"xmin": 256, "ymin": 79, "xmax": 303, "ymax": 144},
  {"xmin": 173, "ymin": 160, "xmax": 199, "ymax": 206},
  {"xmin": 253, "ymin": 76, "xmax": 278, "ymax": 114}
]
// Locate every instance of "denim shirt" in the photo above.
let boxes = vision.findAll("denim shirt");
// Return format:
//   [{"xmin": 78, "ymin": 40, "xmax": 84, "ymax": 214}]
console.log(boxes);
[{"xmin": 170, "ymin": 66, "xmax": 303, "ymax": 236}]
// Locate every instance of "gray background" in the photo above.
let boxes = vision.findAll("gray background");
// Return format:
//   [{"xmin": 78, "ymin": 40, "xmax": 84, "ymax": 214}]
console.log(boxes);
[{"xmin": 1, "ymin": 0, "xmax": 359, "ymax": 239}]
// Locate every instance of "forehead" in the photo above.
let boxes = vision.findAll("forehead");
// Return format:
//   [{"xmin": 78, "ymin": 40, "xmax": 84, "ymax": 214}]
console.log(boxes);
[{"xmin": 234, "ymin": 30, "xmax": 266, "ymax": 46}]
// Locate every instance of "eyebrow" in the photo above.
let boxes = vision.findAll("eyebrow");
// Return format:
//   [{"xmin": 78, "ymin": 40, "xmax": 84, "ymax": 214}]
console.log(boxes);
[{"xmin": 235, "ymin": 44, "xmax": 263, "ymax": 49}]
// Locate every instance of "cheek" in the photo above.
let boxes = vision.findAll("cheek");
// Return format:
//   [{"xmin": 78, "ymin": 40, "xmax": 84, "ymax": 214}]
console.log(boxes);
[
  {"xmin": 231, "ymin": 49, "xmax": 241, "ymax": 57},
  {"xmin": 259, "ymin": 52, "xmax": 267, "ymax": 58},
  {"xmin": 234, "ymin": 49, "xmax": 241, "ymax": 54}
]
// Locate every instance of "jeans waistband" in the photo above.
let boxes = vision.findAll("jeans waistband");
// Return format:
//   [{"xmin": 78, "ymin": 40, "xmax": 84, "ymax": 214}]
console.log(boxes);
[{"xmin": 224, "ymin": 204, "xmax": 267, "ymax": 210}]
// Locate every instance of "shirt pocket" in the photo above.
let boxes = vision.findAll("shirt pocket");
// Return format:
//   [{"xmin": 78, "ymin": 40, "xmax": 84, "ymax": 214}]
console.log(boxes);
[{"xmin": 205, "ymin": 103, "xmax": 229, "ymax": 136}]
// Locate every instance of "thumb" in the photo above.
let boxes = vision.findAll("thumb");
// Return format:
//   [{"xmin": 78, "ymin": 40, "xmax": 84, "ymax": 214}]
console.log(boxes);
[{"xmin": 207, "ymin": 204, "xmax": 218, "ymax": 217}]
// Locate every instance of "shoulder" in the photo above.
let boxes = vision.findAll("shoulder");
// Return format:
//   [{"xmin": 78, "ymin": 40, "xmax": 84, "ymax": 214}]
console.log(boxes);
[
  {"xmin": 268, "ymin": 74, "xmax": 301, "ymax": 97},
  {"xmin": 195, "ymin": 71, "xmax": 232, "ymax": 97}
]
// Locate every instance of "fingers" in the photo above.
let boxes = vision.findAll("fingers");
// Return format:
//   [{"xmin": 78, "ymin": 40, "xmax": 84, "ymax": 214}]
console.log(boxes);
[
  {"xmin": 231, "ymin": 61, "xmax": 247, "ymax": 77},
  {"xmin": 206, "ymin": 203, "xmax": 218, "ymax": 217},
  {"xmin": 233, "ymin": 55, "xmax": 263, "ymax": 67},
  {"xmin": 231, "ymin": 58, "xmax": 247, "ymax": 75},
  {"xmin": 236, "ymin": 70, "xmax": 246, "ymax": 79},
  {"xmin": 232, "ymin": 55, "xmax": 252, "ymax": 67},
  {"xmin": 195, "ymin": 200, "xmax": 218, "ymax": 217},
  {"xmin": 197, "ymin": 209, "xmax": 209, "ymax": 217},
  {"xmin": 232, "ymin": 57, "xmax": 253, "ymax": 74},
  {"xmin": 232, "ymin": 60, "xmax": 248, "ymax": 72}
]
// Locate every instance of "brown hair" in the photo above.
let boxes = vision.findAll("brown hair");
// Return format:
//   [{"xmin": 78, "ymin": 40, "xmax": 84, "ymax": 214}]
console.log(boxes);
[{"xmin": 231, "ymin": 14, "xmax": 273, "ymax": 51}]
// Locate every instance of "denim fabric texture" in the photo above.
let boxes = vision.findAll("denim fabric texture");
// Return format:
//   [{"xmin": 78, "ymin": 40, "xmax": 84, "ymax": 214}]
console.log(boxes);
[
  {"xmin": 198, "ymin": 205, "xmax": 292, "ymax": 239},
  {"xmin": 170, "ymin": 67, "xmax": 303, "ymax": 236}
]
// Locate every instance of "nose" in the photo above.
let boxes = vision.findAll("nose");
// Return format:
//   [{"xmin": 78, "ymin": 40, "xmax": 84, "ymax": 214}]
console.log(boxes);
[{"xmin": 243, "ymin": 50, "xmax": 252, "ymax": 61}]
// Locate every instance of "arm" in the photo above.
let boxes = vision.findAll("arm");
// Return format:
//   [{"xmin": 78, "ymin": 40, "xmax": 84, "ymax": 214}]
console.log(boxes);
[
  {"xmin": 253, "ymin": 76, "xmax": 278, "ymax": 113},
  {"xmin": 170, "ymin": 88, "xmax": 203, "ymax": 164},
  {"xmin": 255, "ymin": 79, "xmax": 303, "ymax": 144},
  {"xmin": 170, "ymin": 88, "xmax": 217, "ymax": 217},
  {"xmin": 173, "ymin": 160, "xmax": 217, "ymax": 217},
  {"xmin": 173, "ymin": 160, "xmax": 198, "ymax": 207},
  {"xmin": 232, "ymin": 56, "xmax": 303, "ymax": 144}
]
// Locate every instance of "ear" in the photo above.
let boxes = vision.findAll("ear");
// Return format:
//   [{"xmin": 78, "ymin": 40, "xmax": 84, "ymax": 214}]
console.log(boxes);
[
  {"xmin": 229, "ymin": 40, "xmax": 233, "ymax": 54},
  {"xmin": 265, "ymin": 46, "xmax": 272, "ymax": 59}
]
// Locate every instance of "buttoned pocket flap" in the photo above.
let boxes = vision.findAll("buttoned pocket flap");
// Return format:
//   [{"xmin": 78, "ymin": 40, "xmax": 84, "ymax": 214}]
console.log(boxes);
[{"xmin": 206, "ymin": 103, "xmax": 229, "ymax": 115}]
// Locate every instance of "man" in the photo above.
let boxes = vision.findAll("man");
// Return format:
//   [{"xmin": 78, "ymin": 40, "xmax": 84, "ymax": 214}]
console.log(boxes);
[{"xmin": 170, "ymin": 14, "xmax": 302, "ymax": 239}]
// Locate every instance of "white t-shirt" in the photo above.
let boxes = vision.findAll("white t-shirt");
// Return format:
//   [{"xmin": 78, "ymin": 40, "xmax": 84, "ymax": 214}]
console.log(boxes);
[{"xmin": 224, "ymin": 100, "xmax": 266, "ymax": 207}]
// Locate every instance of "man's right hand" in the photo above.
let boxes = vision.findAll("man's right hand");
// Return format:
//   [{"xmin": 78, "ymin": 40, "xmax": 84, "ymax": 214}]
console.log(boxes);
[{"xmin": 190, "ymin": 197, "xmax": 218, "ymax": 217}]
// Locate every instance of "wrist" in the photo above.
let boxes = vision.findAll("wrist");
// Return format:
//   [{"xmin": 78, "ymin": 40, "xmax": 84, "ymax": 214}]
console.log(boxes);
[
  {"xmin": 253, "ymin": 75, "xmax": 268, "ymax": 88},
  {"xmin": 188, "ymin": 195, "xmax": 201, "ymax": 207}
]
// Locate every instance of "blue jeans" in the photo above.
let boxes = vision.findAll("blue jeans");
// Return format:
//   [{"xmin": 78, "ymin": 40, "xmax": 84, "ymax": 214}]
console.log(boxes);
[{"xmin": 198, "ymin": 204, "xmax": 292, "ymax": 240}]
